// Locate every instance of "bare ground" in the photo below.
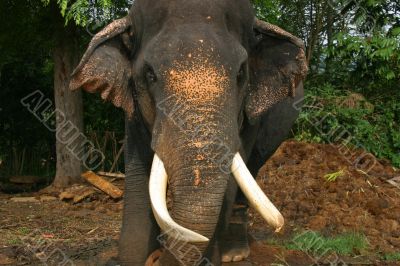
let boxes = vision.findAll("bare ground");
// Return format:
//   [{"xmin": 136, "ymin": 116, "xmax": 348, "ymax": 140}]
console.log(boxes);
[{"xmin": 1, "ymin": 140, "xmax": 399, "ymax": 265}]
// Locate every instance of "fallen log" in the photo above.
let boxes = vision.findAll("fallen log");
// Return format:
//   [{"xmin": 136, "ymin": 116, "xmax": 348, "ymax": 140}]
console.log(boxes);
[
  {"xmin": 59, "ymin": 191, "xmax": 75, "ymax": 201},
  {"xmin": 97, "ymin": 171, "xmax": 125, "ymax": 179},
  {"xmin": 9, "ymin": 197, "xmax": 39, "ymax": 203},
  {"xmin": 81, "ymin": 171, "xmax": 123, "ymax": 199},
  {"xmin": 73, "ymin": 188, "xmax": 96, "ymax": 204}
]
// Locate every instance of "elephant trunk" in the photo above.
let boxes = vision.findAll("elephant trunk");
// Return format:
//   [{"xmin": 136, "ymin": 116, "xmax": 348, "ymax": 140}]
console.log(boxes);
[
  {"xmin": 150, "ymin": 106, "xmax": 284, "ymax": 264},
  {"xmin": 163, "ymin": 168, "xmax": 227, "ymax": 265},
  {"xmin": 153, "ymin": 126, "xmax": 235, "ymax": 265}
]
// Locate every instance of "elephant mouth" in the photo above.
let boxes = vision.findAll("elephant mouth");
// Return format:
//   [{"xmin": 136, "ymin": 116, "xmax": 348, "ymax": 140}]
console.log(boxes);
[{"xmin": 148, "ymin": 152, "xmax": 284, "ymax": 243}]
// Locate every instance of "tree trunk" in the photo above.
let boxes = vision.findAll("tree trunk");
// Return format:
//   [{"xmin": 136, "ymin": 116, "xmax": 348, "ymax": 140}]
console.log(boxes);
[
  {"xmin": 306, "ymin": 0, "xmax": 324, "ymax": 69},
  {"xmin": 52, "ymin": 37, "xmax": 84, "ymax": 188},
  {"xmin": 325, "ymin": 3, "xmax": 334, "ymax": 73}
]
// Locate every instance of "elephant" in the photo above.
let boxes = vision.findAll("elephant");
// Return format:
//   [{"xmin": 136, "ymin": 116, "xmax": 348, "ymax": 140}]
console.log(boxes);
[{"xmin": 70, "ymin": 0, "xmax": 307, "ymax": 265}]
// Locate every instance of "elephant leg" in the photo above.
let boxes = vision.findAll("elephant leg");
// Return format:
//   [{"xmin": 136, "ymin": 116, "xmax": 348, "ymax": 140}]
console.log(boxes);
[
  {"xmin": 118, "ymin": 117, "xmax": 160, "ymax": 265},
  {"xmin": 218, "ymin": 85, "xmax": 305, "ymax": 264},
  {"xmin": 217, "ymin": 174, "xmax": 249, "ymax": 263},
  {"xmin": 119, "ymin": 169, "xmax": 160, "ymax": 265},
  {"xmin": 219, "ymin": 83, "xmax": 304, "ymax": 262},
  {"xmin": 219, "ymin": 202, "xmax": 249, "ymax": 263},
  {"xmin": 219, "ymin": 149, "xmax": 262, "ymax": 263}
]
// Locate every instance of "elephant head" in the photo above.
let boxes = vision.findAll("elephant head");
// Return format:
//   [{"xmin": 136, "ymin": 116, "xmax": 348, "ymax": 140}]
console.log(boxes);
[{"xmin": 71, "ymin": 0, "xmax": 307, "ymax": 264}]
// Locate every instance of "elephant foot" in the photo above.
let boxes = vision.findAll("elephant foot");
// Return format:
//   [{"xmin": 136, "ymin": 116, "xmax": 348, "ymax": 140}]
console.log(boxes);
[
  {"xmin": 105, "ymin": 257, "xmax": 120, "ymax": 266},
  {"xmin": 220, "ymin": 223, "xmax": 250, "ymax": 262},
  {"xmin": 220, "ymin": 206, "xmax": 250, "ymax": 263}
]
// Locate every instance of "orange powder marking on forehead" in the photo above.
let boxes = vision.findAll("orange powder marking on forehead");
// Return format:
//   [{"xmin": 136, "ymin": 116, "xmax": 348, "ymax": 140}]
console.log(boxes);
[{"xmin": 165, "ymin": 54, "xmax": 229, "ymax": 104}]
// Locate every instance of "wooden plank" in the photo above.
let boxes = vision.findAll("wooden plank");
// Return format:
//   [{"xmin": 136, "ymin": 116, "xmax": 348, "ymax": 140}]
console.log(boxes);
[
  {"xmin": 81, "ymin": 171, "xmax": 123, "ymax": 199},
  {"xmin": 97, "ymin": 171, "xmax": 125, "ymax": 179}
]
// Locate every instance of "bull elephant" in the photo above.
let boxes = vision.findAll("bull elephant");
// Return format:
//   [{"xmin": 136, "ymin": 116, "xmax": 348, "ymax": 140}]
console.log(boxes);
[{"xmin": 70, "ymin": 0, "xmax": 307, "ymax": 265}]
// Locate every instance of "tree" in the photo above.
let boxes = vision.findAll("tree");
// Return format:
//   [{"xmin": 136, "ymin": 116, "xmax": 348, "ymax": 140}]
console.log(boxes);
[
  {"xmin": 0, "ymin": 0, "xmax": 55, "ymax": 180},
  {"xmin": 0, "ymin": 0, "xmax": 128, "ymax": 186},
  {"xmin": 2, "ymin": 0, "xmax": 397, "ymax": 184},
  {"xmin": 43, "ymin": 0, "xmax": 130, "ymax": 187},
  {"xmin": 50, "ymin": 3, "xmax": 84, "ymax": 187}
]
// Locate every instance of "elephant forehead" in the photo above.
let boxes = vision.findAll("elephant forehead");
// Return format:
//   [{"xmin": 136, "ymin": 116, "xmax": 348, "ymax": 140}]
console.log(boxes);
[{"xmin": 164, "ymin": 55, "xmax": 229, "ymax": 103}]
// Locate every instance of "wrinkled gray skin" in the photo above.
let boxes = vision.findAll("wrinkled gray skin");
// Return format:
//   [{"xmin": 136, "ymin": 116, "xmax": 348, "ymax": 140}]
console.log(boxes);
[{"xmin": 70, "ymin": 0, "xmax": 307, "ymax": 265}]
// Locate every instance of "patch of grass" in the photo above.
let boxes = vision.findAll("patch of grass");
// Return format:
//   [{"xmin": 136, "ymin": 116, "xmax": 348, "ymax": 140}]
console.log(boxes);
[
  {"xmin": 286, "ymin": 231, "xmax": 368, "ymax": 256},
  {"xmin": 17, "ymin": 227, "xmax": 31, "ymax": 235},
  {"xmin": 382, "ymin": 253, "xmax": 400, "ymax": 261},
  {"xmin": 264, "ymin": 237, "xmax": 281, "ymax": 246},
  {"xmin": 7, "ymin": 237, "xmax": 22, "ymax": 245},
  {"xmin": 324, "ymin": 169, "xmax": 345, "ymax": 182}
]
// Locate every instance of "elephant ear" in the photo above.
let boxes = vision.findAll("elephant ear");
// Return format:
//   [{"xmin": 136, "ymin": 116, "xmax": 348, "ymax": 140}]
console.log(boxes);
[
  {"xmin": 70, "ymin": 17, "xmax": 135, "ymax": 118},
  {"xmin": 245, "ymin": 19, "xmax": 308, "ymax": 121}
]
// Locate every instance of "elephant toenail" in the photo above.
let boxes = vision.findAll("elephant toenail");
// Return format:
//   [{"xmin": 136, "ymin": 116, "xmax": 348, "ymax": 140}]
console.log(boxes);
[{"xmin": 233, "ymin": 255, "xmax": 243, "ymax": 262}]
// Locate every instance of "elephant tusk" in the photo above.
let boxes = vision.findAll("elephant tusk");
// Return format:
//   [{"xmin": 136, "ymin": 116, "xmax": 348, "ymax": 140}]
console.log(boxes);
[
  {"xmin": 231, "ymin": 152, "xmax": 284, "ymax": 232},
  {"xmin": 149, "ymin": 154, "xmax": 209, "ymax": 243}
]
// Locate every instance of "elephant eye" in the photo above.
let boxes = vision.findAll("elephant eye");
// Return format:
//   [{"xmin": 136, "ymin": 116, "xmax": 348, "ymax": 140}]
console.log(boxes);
[
  {"xmin": 121, "ymin": 32, "xmax": 135, "ymax": 54},
  {"xmin": 144, "ymin": 64, "xmax": 157, "ymax": 85},
  {"xmin": 237, "ymin": 62, "xmax": 248, "ymax": 88}
]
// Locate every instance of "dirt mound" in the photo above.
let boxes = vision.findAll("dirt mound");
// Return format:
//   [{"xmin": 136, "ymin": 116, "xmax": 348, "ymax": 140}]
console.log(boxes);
[
  {"xmin": 252, "ymin": 140, "xmax": 400, "ymax": 254},
  {"xmin": 1, "ymin": 140, "xmax": 399, "ymax": 265},
  {"xmin": 336, "ymin": 92, "xmax": 374, "ymax": 111}
]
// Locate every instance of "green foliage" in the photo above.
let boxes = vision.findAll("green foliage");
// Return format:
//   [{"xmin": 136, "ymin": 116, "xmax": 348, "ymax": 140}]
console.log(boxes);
[
  {"xmin": 287, "ymin": 231, "xmax": 368, "ymax": 256},
  {"xmin": 41, "ymin": 0, "xmax": 131, "ymax": 26},
  {"xmin": 83, "ymin": 94, "xmax": 124, "ymax": 133},
  {"xmin": 346, "ymin": 0, "xmax": 399, "ymax": 34},
  {"xmin": 252, "ymin": 0, "xmax": 281, "ymax": 24},
  {"xmin": 0, "ymin": 0, "xmax": 399, "ymax": 184},
  {"xmin": 83, "ymin": 94, "xmax": 125, "ymax": 172},
  {"xmin": 382, "ymin": 253, "xmax": 400, "ymax": 261},
  {"xmin": 327, "ymin": 32, "xmax": 400, "ymax": 93},
  {"xmin": 0, "ymin": 0, "xmax": 131, "ymax": 183},
  {"xmin": 324, "ymin": 169, "xmax": 345, "ymax": 182},
  {"xmin": 294, "ymin": 84, "xmax": 400, "ymax": 167},
  {"xmin": 252, "ymin": 0, "xmax": 312, "ymax": 38}
]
